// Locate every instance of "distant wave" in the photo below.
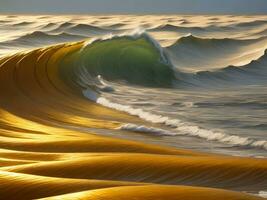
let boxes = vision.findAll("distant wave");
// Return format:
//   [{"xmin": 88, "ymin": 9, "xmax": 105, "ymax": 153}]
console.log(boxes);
[
  {"xmin": 12, "ymin": 21, "xmax": 33, "ymax": 26},
  {"xmin": 250, "ymin": 28, "xmax": 267, "ymax": 37},
  {"xmin": 0, "ymin": 31, "xmax": 87, "ymax": 46},
  {"xmin": 166, "ymin": 34, "xmax": 267, "ymax": 73},
  {"xmin": 167, "ymin": 34, "xmax": 265, "ymax": 49},
  {"xmin": 46, "ymin": 22, "xmax": 111, "ymax": 35},
  {"xmin": 103, "ymin": 23, "xmax": 126, "ymax": 29},
  {"xmin": 67, "ymin": 24, "xmax": 110, "ymax": 35},
  {"xmin": 234, "ymin": 20, "xmax": 267, "ymax": 28},
  {"xmin": 20, "ymin": 31, "xmax": 85, "ymax": 40},
  {"xmin": 0, "ymin": 20, "xmax": 10, "ymax": 23},
  {"xmin": 176, "ymin": 49, "xmax": 267, "ymax": 87},
  {"xmin": 41, "ymin": 22, "xmax": 76, "ymax": 33},
  {"xmin": 40, "ymin": 22, "xmax": 59, "ymax": 29},
  {"xmin": 149, "ymin": 23, "xmax": 235, "ymax": 32},
  {"xmin": 149, "ymin": 20, "xmax": 267, "ymax": 37}
]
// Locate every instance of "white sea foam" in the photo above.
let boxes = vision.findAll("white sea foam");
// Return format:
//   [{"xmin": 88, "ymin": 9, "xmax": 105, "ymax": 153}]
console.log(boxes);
[
  {"xmin": 77, "ymin": 68, "xmax": 114, "ymax": 93},
  {"xmin": 119, "ymin": 123, "xmax": 175, "ymax": 135},
  {"xmin": 82, "ymin": 27, "xmax": 146, "ymax": 48},
  {"xmin": 258, "ymin": 191, "xmax": 267, "ymax": 198},
  {"xmin": 96, "ymin": 75, "xmax": 115, "ymax": 92},
  {"xmin": 181, "ymin": 101, "xmax": 196, "ymax": 108},
  {"xmin": 83, "ymin": 89, "xmax": 267, "ymax": 151}
]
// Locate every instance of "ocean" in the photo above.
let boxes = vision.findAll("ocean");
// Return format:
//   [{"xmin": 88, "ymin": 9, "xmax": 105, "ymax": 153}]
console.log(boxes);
[{"xmin": 0, "ymin": 14, "xmax": 266, "ymax": 199}]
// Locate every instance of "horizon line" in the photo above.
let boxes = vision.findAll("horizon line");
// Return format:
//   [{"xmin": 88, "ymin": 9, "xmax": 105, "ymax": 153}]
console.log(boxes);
[{"xmin": 0, "ymin": 12, "xmax": 267, "ymax": 16}]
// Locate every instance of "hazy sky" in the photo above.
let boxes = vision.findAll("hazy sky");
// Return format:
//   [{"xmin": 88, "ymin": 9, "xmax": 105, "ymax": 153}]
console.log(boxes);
[{"xmin": 0, "ymin": 0, "xmax": 267, "ymax": 14}]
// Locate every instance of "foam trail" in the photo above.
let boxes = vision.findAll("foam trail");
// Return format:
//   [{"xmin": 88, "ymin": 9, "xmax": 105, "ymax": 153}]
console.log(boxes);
[
  {"xmin": 119, "ymin": 123, "xmax": 176, "ymax": 135},
  {"xmin": 259, "ymin": 191, "xmax": 267, "ymax": 198},
  {"xmin": 258, "ymin": 191, "xmax": 267, "ymax": 198},
  {"xmin": 83, "ymin": 89, "xmax": 267, "ymax": 151}
]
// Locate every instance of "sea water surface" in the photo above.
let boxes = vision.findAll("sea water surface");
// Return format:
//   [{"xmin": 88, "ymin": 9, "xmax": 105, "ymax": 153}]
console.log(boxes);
[{"xmin": 1, "ymin": 14, "xmax": 267, "ymax": 158}]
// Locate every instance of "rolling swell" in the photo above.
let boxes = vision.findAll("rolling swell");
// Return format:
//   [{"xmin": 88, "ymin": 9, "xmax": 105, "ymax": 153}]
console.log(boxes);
[
  {"xmin": 177, "ymin": 49, "xmax": 267, "ymax": 87},
  {"xmin": 48, "ymin": 23, "xmax": 110, "ymax": 35},
  {"xmin": 150, "ymin": 24, "xmax": 235, "ymax": 33},
  {"xmin": 167, "ymin": 34, "xmax": 267, "ymax": 71},
  {"xmin": 150, "ymin": 19, "xmax": 267, "ymax": 33},
  {"xmin": 234, "ymin": 20, "xmax": 267, "ymax": 28},
  {"xmin": 0, "ymin": 31, "xmax": 87, "ymax": 47},
  {"xmin": 167, "ymin": 34, "xmax": 265, "ymax": 49}
]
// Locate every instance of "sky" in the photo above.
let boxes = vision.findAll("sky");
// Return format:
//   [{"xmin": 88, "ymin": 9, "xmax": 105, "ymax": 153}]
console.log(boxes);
[{"xmin": 0, "ymin": 0, "xmax": 267, "ymax": 14}]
